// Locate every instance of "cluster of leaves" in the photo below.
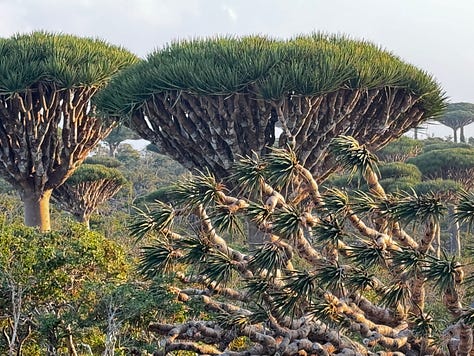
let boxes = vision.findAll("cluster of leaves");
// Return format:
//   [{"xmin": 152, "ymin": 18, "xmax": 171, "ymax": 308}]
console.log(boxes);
[
  {"xmin": 96, "ymin": 33, "xmax": 444, "ymax": 117},
  {"xmin": 0, "ymin": 31, "xmax": 138, "ymax": 93}
]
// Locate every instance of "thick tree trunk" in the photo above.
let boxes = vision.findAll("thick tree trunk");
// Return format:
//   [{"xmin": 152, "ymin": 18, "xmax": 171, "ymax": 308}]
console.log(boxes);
[
  {"xmin": 453, "ymin": 128, "xmax": 458, "ymax": 143},
  {"xmin": 82, "ymin": 218, "xmax": 91, "ymax": 230},
  {"xmin": 460, "ymin": 126, "xmax": 466, "ymax": 143},
  {"xmin": 21, "ymin": 189, "xmax": 52, "ymax": 231},
  {"xmin": 108, "ymin": 142, "xmax": 119, "ymax": 157}
]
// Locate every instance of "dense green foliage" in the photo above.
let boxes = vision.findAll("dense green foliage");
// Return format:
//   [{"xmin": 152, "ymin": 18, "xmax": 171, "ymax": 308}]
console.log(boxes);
[
  {"xmin": 65, "ymin": 164, "xmax": 127, "ymax": 186},
  {"xmin": 0, "ymin": 31, "xmax": 138, "ymax": 92},
  {"xmin": 375, "ymin": 136, "xmax": 422, "ymax": 162},
  {"xmin": 407, "ymin": 148, "xmax": 474, "ymax": 178},
  {"xmin": 97, "ymin": 33, "xmax": 444, "ymax": 117},
  {"xmin": 0, "ymin": 219, "xmax": 130, "ymax": 354}
]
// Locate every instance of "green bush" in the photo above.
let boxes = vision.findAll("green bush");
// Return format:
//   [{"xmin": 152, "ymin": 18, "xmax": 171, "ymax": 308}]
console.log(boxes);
[{"xmin": 379, "ymin": 162, "xmax": 422, "ymax": 181}]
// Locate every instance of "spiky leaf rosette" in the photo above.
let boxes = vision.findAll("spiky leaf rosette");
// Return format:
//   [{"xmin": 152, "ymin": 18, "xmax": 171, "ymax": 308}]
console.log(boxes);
[
  {"xmin": 139, "ymin": 238, "xmax": 178, "ymax": 277},
  {"xmin": 455, "ymin": 190, "xmax": 474, "ymax": 231},
  {"xmin": 348, "ymin": 242, "xmax": 389, "ymax": 269},
  {"xmin": 329, "ymin": 135, "xmax": 380, "ymax": 181},
  {"xmin": 317, "ymin": 263, "xmax": 347, "ymax": 296},
  {"xmin": 248, "ymin": 242, "xmax": 289, "ymax": 279},
  {"xmin": 169, "ymin": 169, "xmax": 224, "ymax": 209},
  {"xmin": 391, "ymin": 248, "xmax": 425, "ymax": 279},
  {"xmin": 389, "ymin": 190, "xmax": 446, "ymax": 225},
  {"xmin": 322, "ymin": 188, "xmax": 351, "ymax": 217},
  {"xmin": 129, "ymin": 201, "xmax": 175, "ymax": 241},
  {"xmin": 271, "ymin": 205, "xmax": 303, "ymax": 239},
  {"xmin": 410, "ymin": 311, "xmax": 438, "ymax": 338},
  {"xmin": 313, "ymin": 217, "xmax": 347, "ymax": 246},
  {"xmin": 230, "ymin": 152, "xmax": 267, "ymax": 196},
  {"xmin": 308, "ymin": 299, "xmax": 346, "ymax": 328},
  {"xmin": 264, "ymin": 146, "xmax": 299, "ymax": 189},
  {"xmin": 380, "ymin": 281, "xmax": 412, "ymax": 309},
  {"xmin": 209, "ymin": 204, "xmax": 245, "ymax": 237},
  {"xmin": 200, "ymin": 250, "xmax": 237, "ymax": 287},
  {"xmin": 424, "ymin": 254, "xmax": 463, "ymax": 293},
  {"xmin": 97, "ymin": 33, "xmax": 445, "ymax": 180},
  {"xmin": 272, "ymin": 270, "xmax": 319, "ymax": 318}
]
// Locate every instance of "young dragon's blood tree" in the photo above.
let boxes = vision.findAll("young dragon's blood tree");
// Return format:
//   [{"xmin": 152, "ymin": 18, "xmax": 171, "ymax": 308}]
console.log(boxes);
[
  {"xmin": 52, "ymin": 164, "xmax": 127, "ymax": 229},
  {"xmin": 0, "ymin": 32, "xmax": 138, "ymax": 230},
  {"xmin": 131, "ymin": 136, "xmax": 474, "ymax": 356}
]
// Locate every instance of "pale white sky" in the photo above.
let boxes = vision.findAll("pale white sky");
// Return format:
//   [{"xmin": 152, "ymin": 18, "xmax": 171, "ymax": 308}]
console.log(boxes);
[{"xmin": 1, "ymin": 0, "xmax": 473, "ymax": 138}]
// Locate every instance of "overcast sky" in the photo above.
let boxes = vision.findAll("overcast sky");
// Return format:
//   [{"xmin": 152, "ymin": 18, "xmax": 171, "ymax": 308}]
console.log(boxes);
[{"xmin": 1, "ymin": 0, "xmax": 473, "ymax": 104}]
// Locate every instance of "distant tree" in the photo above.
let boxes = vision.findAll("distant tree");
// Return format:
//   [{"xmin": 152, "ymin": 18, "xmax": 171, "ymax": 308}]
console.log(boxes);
[
  {"xmin": 116, "ymin": 144, "xmax": 141, "ymax": 166},
  {"xmin": 52, "ymin": 164, "xmax": 127, "ymax": 229},
  {"xmin": 97, "ymin": 34, "xmax": 445, "ymax": 181},
  {"xmin": 437, "ymin": 102, "xmax": 474, "ymax": 143},
  {"xmin": 0, "ymin": 32, "xmax": 138, "ymax": 230},
  {"xmin": 113, "ymin": 144, "xmax": 187, "ymax": 203},
  {"xmin": 102, "ymin": 126, "xmax": 140, "ymax": 157}
]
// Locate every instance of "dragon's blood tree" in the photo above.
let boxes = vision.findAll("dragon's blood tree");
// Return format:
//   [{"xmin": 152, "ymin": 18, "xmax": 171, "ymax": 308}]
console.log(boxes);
[
  {"xmin": 0, "ymin": 32, "xmax": 138, "ymax": 230},
  {"xmin": 52, "ymin": 164, "xmax": 127, "ymax": 229},
  {"xmin": 131, "ymin": 136, "xmax": 474, "ymax": 355},
  {"xmin": 97, "ymin": 34, "xmax": 445, "ymax": 181}
]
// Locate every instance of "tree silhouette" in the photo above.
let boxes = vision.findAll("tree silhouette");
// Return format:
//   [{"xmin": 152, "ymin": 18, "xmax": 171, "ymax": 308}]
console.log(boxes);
[
  {"xmin": 102, "ymin": 126, "xmax": 140, "ymax": 157},
  {"xmin": 0, "ymin": 32, "xmax": 137, "ymax": 230},
  {"xmin": 97, "ymin": 34, "xmax": 445, "ymax": 181},
  {"xmin": 437, "ymin": 102, "xmax": 474, "ymax": 143}
]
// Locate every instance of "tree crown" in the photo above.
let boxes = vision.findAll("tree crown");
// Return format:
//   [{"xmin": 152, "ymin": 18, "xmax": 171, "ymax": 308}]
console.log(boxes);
[
  {"xmin": 0, "ymin": 31, "xmax": 139, "ymax": 93},
  {"xmin": 96, "ymin": 33, "xmax": 445, "ymax": 118},
  {"xmin": 65, "ymin": 164, "xmax": 127, "ymax": 186},
  {"xmin": 437, "ymin": 102, "xmax": 474, "ymax": 128}
]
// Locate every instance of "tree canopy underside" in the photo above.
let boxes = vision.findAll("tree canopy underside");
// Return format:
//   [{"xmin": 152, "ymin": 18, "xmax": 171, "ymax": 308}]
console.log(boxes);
[
  {"xmin": 132, "ymin": 87, "xmax": 424, "ymax": 179},
  {"xmin": 97, "ymin": 34, "xmax": 445, "ymax": 180},
  {"xmin": 0, "ymin": 84, "xmax": 114, "ymax": 193}
]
